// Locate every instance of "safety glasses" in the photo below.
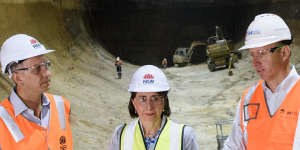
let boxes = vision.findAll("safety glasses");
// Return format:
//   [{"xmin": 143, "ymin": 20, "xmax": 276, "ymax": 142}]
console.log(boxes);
[
  {"xmin": 12, "ymin": 60, "xmax": 51, "ymax": 74},
  {"xmin": 250, "ymin": 45, "xmax": 283, "ymax": 58}
]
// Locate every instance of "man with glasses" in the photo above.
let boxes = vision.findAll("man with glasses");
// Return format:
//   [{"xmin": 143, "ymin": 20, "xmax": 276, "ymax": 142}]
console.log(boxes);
[
  {"xmin": 223, "ymin": 13, "xmax": 299, "ymax": 150},
  {"xmin": 0, "ymin": 34, "xmax": 73, "ymax": 149}
]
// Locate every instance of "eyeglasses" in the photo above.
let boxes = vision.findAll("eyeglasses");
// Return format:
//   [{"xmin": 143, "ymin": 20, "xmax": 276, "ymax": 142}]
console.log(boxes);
[
  {"xmin": 250, "ymin": 45, "xmax": 283, "ymax": 58},
  {"xmin": 135, "ymin": 95, "xmax": 164, "ymax": 106},
  {"xmin": 12, "ymin": 60, "xmax": 51, "ymax": 74}
]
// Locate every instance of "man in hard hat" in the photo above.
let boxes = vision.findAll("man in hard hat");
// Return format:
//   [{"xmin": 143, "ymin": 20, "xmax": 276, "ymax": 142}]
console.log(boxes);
[
  {"xmin": 223, "ymin": 13, "xmax": 298, "ymax": 150},
  {"xmin": 0, "ymin": 34, "xmax": 73, "ymax": 149},
  {"xmin": 162, "ymin": 58, "xmax": 167, "ymax": 69},
  {"xmin": 115, "ymin": 56, "xmax": 122, "ymax": 79}
]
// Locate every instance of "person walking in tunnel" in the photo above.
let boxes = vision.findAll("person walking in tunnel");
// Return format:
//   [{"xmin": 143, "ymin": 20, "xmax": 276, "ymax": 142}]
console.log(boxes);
[
  {"xmin": 223, "ymin": 13, "xmax": 299, "ymax": 150},
  {"xmin": 115, "ymin": 56, "xmax": 122, "ymax": 79},
  {"xmin": 0, "ymin": 34, "xmax": 73, "ymax": 150},
  {"xmin": 161, "ymin": 58, "xmax": 168, "ymax": 69},
  {"xmin": 108, "ymin": 65, "xmax": 199, "ymax": 150}
]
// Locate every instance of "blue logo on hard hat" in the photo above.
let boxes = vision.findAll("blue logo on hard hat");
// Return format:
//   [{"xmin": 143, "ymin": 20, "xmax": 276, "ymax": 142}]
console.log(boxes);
[
  {"xmin": 143, "ymin": 74, "xmax": 154, "ymax": 84},
  {"xmin": 247, "ymin": 30, "xmax": 261, "ymax": 36}
]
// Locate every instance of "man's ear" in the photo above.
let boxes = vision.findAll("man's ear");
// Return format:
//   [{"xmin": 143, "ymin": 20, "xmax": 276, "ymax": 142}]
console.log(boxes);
[
  {"xmin": 280, "ymin": 45, "xmax": 291, "ymax": 61},
  {"xmin": 12, "ymin": 73, "xmax": 23, "ymax": 86}
]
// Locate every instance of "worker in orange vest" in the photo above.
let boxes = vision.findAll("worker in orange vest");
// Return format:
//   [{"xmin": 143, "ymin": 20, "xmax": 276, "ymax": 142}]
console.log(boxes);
[
  {"xmin": 115, "ymin": 56, "xmax": 122, "ymax": 79},
  {"xmin": 223, "ymin": 13, "xmax": 298, "ymax": 150},
  {"xmin": 0, "ymin": 34, "xmax": 73, "ymax": 150},
  {"xmin": 162, "ymin": 58, "xmax": 167, "ymax": 69}
]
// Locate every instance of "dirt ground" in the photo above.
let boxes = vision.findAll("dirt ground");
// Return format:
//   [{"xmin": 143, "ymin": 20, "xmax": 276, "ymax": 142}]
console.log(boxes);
[{"xmin": 1, "ymin": 2, "xmax": 300, "ymax": 150}]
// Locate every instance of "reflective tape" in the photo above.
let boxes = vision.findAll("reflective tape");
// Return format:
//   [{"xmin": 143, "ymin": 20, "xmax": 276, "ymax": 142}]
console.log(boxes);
[
  {"xmin": 122, "ymin": 120, "xmax": 138, "ymax": 150},
  {"xmin": 53, "ymin": 95, "xmax": 66, "ymax": 130},
  {"xmin": 293, "ymin": 111, "xmax": 300, "ymax": 149},
  {"xmin": 169, "ymin": 121, "xmax": 182, "ymax": 150},
  {"xmin": 242, "ymin": 83, "xmax": 259, "ymax": 145},
  {"xmin": 0, "ymin": 105, "xmax": 24, "ymax": 142}
]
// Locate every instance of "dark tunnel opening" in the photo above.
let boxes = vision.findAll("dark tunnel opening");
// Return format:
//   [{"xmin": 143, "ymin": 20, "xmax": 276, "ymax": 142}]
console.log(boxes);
[{"xmin": 81, "ymin": 0, "xmax": 299, "ymax": 66}]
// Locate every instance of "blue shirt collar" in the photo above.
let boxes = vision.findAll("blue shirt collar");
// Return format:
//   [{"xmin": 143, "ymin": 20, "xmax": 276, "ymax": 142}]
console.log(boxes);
[{"xmin": 9, "ymin": 87, "xmax": 50, "ymax": 117}]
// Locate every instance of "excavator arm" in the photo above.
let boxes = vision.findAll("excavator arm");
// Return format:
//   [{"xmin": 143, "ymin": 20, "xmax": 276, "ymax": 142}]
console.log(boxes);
[{"xmin": 185, "ymin": 41, "xmax": 206, "ymax": 63}]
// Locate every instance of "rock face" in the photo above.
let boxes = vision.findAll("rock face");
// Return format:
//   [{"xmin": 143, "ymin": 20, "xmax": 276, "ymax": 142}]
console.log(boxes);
[
  {"xmin": 83, "ymin": 0, "xmax": 300, "ymax": 65},
  {"xmin": 0, "ymin": 0, "xmax": 300, "ymax": 150}
]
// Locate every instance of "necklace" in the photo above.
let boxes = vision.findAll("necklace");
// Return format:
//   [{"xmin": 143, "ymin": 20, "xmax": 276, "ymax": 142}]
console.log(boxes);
[{"xmin": 144, "ymin": 129, "xmax": 161, "ymax": 149}]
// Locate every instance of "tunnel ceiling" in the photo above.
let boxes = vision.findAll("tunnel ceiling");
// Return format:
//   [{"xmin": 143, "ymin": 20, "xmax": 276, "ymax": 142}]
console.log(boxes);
[{"xmin": 80, "ymin": 0, "xmax": 299, "ymax": 65}]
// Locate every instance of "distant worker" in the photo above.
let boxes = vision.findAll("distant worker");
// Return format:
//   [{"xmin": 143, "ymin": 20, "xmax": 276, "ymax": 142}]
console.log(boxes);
[
  {"xmin": 162, "ymin": 57, "xmax": 167, "ymax": 69},
  {"xmin": 0, "ymin": 34, "xmax": 73, "ymax": 149},
  {"xmin": 115, "ymin": 56, "xmax": 122, "ymax": 79},
  {"xmin": 108, "ymin": 65, "xmax": 199, "ymax": 150},
  {"xmin": 223, "ymin": 13, "xmax": 298, "ymax": 150},
  {"xmin": 215, "ymin": 25, "xmax": 224, "ymax": 40}
]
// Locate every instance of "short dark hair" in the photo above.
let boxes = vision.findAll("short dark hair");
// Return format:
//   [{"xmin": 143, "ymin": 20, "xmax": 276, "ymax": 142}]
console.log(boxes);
[
  {"xmin": 6, "ymin": 59, "xmax": 26, "ymax": 73},
  {"xmin": 281, "ymin": 37, "xmax": 293, "ymax": 45},
  {"xmin": 128, "ymin": 91, "xmax": 171, "ymax": 118}
]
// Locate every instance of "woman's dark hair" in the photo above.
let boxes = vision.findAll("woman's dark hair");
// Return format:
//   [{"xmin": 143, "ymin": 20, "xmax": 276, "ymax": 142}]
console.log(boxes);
[{"xmin": 128, "ymin": 91, "xmax": 171, "ymax": 118}]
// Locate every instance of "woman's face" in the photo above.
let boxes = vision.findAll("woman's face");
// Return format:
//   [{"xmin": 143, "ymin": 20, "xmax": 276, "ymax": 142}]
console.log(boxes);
[{"xmin": 132, "ymin": 92, "xmax": 164, "ymax": 122}]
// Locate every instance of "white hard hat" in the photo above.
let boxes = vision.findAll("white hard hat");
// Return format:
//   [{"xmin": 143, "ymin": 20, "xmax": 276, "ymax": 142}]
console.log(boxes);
[
  {"xmin": 116, "ymin": 56, "xmax": 120, "ymax": 61},
  {"xmin": 239, "ymin": 13, "xmax": 292, "ymax": 50},
  {"xmin": 128, "ymin": 65, "xmax": 170, "ymax": 92},
  {"xmin": 0, "ymin": 34, "xmax": 55, "ymax": 74}
]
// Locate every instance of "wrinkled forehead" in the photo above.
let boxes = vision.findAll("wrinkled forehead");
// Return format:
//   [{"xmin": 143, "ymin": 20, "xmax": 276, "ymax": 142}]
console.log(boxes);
[
  {"xmin": 249, "ymin": 42, "xmax": 279, "ymax": 52},
  {"xmin": 21, "ymin": 55, "xmax": 46, "ymax": 66}
]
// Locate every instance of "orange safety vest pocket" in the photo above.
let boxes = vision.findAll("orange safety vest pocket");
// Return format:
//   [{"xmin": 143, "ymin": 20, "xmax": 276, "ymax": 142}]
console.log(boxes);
[{"xmin": 243, "ymin": 103, "xmax": 260, "ymax": 121}]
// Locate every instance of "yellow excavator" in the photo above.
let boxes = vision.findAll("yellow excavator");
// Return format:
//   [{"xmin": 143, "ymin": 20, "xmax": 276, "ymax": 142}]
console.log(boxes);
[
  {"xmin": 172, "ymin": 41, "xmax": 206, "ymax": 66},
  {"xmin": 206, "ymin": 26, "xmax": 241, "ymax": 74}
]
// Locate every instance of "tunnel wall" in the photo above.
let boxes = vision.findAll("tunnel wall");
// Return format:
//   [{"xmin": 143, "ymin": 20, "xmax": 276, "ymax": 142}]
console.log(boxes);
[
  {"xmin": 0, "ymin": 0, "xmax": 300, "ymax": 149},
  {"xmin": 83, "ymin": 0, "xmax": 300, "ymax": 66}
]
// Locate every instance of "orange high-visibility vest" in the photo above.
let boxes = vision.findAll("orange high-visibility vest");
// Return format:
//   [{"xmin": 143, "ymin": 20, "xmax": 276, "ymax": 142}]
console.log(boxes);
[
  {"xmin": 240, "ymin": 80, "xmax": 300, "ymax": 150},
  {"xmin": 0, "ymin": 93, "xmax": 73, "ymax": 150}
]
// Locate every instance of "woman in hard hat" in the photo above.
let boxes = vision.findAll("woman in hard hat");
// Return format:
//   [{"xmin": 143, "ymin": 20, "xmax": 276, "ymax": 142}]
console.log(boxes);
[{"xmin": 108, "ymin": 65, "xmax": 199, "ymax": 150}]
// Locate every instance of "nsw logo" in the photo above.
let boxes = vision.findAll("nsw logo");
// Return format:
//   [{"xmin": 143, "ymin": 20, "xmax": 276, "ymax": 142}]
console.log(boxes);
[
  {"xmin": 30, "ymin": 39, "xmax": 41, "ymax": 49},
  {"xmin": 143, "ymin": 74, "xmax": 154, "ymax": 84},
  {"xmin": 247, "ymin": 30, "xmax": 260, "ymax": 36}
]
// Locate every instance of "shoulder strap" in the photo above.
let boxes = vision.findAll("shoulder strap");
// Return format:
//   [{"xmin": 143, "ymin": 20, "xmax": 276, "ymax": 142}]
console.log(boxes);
[
  {"xmin": 122, "ymin": 120, "xmax": 138, "ymax": 150},
  {"xmin": 0, "ymin": 105, "xmax": 24, "ymax": 142},
  {"xmin": 169, "ymin": 120, "xmax": 184, "ymax": 150},
  {"xmin": 53, "ymin": 95, "xmax": 66, "ymax": 130},
  {"xmin": 119, "ymin": 123, "xmax": 127, "ymax": 150}
]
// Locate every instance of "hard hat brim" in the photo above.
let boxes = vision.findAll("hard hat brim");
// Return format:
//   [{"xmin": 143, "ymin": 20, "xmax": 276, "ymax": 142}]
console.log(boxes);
[
  {"xmin": 238, "ymin": 38, "xmax": 291, "ymax": 50},
  {"xmin": 1, "ymin": 49, "xmax": 55, "ymax": 74},
  {"xmin": 128, "ymin": 87, "xmax": 170, "ymax": 93}
]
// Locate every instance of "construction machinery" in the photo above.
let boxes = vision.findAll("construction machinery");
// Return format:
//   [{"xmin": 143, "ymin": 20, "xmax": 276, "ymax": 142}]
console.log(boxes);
[
  {"xmin": 173, "ymin": 41, "xmax": 206, "ymax": 66},
  {"xmin": 206, "ymin": 26, "xmax": 241, "ymax": 72}
]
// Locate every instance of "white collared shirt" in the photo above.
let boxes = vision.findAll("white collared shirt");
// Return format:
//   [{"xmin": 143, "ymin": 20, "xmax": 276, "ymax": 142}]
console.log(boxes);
[{"xmin": 223, "ymin": 65, "xmax": 300, "ymax": 150}]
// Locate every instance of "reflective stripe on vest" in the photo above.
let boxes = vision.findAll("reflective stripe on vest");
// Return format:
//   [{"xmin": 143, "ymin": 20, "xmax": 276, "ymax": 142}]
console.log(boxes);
[
  {"xmin": 0, "ymin": 105, "xmax": 24, "ymax": 142},
  {"xmin": 241, "ymin": 79, "xmax": 300, "ymax": 149},
  {"xmin": 121, "ymin": 119, "xmax": 184, "ymax": 150},
  {"xmin": 0, "ymin": 95, "xmax": 67, "ymax": 143},
  {"xmin": 240, "ymin": 81, "xmax": 260, "ymax": 145},
  {"xmin": 53, "ymin": 95, "xmax": 66, "ymax": 130},
  {"xmin": 293, "ymin": 112, "xmax": 300, "ymax": 150},
  {"xmin": 122, "ymin": 120, "xmax": 138, "ymax": 150}
]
